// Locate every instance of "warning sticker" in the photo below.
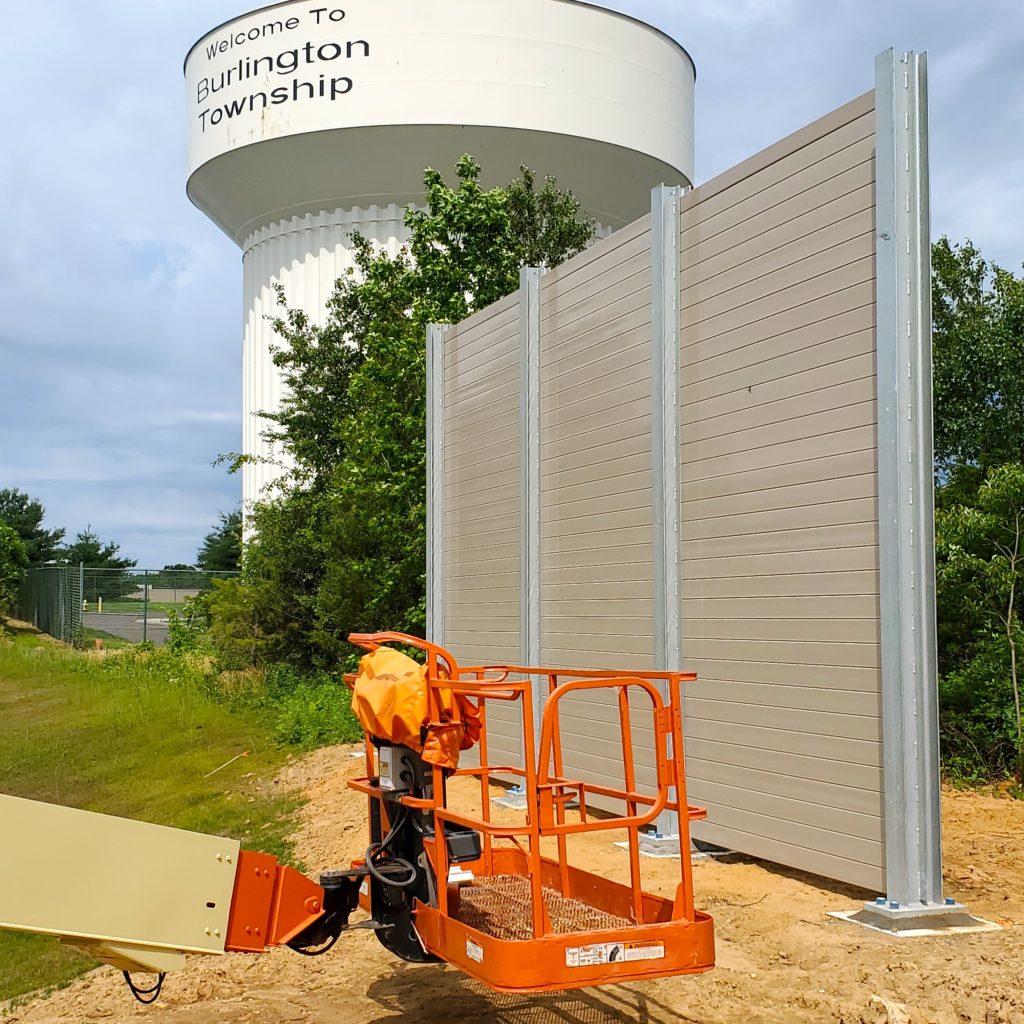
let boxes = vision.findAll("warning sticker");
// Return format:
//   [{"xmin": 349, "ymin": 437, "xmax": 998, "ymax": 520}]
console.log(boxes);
[
  {"xmin": 623, "ymin": 940, "xmax": 666, "ymax": 962},
  {"xmin": 466, "ymin": 938, "xmax": 484, "ymax": 963},
  {"xmin": 566, "ymin": 941, "xmax": 665, "ymax": 967}
]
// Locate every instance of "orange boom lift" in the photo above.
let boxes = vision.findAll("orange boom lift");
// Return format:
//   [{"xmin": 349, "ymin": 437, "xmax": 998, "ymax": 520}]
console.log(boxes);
[
  {"xmin": 344, "ymin": 632, "xmax": 714, "ymax": 992},
  {"xmin": 0, "ymin": 632, "xmax": 713, "ymax": 1002}
]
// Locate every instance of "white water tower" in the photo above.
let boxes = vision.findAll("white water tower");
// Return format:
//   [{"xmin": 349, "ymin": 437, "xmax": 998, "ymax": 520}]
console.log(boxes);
[{"xmin": 185, "ymin": 0, "xmax": 696, "ymax": 508}]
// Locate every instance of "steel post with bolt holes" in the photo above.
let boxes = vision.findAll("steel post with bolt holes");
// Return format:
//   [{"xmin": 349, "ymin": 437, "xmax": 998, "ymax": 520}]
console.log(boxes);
[{"xmin": 855, "ymin": 48, "xmax": 966, "ymax": 931}]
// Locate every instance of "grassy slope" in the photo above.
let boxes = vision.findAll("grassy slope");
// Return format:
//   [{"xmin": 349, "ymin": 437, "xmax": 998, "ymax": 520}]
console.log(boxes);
[{"xmin": 0, "ymin": 625, "xmax": 302, "ymax": 1006}]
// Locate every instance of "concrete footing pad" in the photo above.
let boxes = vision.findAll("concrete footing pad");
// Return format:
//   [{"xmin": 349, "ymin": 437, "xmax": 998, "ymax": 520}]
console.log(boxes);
[
  {"xmin": 613, "ymin": 835, "xmax": 735, "ymax": 861},
  {"xmin": 490, "ymin": 787, "xmax": 528, "ymax": 811},
  {"xmin": 832, "ymin": 901, "xmax": 1000, "ymax": 937}
]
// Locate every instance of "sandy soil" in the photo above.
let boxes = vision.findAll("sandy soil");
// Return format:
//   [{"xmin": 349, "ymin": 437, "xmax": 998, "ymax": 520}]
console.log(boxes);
[{"xmin": 8, "ymin": 747, "xmax": 1024, "ymax": 1024}]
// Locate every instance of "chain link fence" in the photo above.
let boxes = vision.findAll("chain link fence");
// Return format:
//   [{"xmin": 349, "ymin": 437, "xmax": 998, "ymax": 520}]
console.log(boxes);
[
  {"xmin": 19, "ymin": 567, "xmax": 239, "ymax": 646},
  {"xmin": 17, "ymin": 566, "xmax": 84, "ymax": 644}
]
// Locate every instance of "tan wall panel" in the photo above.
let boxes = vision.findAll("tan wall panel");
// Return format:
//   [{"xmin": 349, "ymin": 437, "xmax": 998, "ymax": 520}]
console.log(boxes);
[
  {"xmin": 687, "ymin": 679, "xmax": 881, "ymax": 718},
  {"xmin": 685, "ymin": 296, "xmax": 875, "ymax": 380},
  {"xmin": 686, "ymin": 616, "xmax": 879, "ymax": 644},
  {"xmin": 687, "ymin": 182, "xmax": 874, "ymax": 285},
  {"xmin": 444, "ymin": 312, "xmax": 519, "ymax": 371},
  {"xmin": 686, "ymin": 717, "xmax": 881, "ymax": 768},
  {"xmin": 678, "ymin": 96, "xmax": 881, "ymax": 886},
  {"xmin": 684, "ymin": 450, "xmax": 877, "ymax": 503},
  {"xmin": 693, "ymin": 783, "xmax": 883, "ymax": 858},
  {"xmin": 543, "ymin": 251, "xmax": 652, "ymax": 320},
  {"xmin": 444, "ymin": 437, "xmax": 520, "ymax": 473},
  {"xmin": 445, "ymin": 361, "xmax": 520, "ymax": 405},
  {"xmin": 445, "ymin": 557, "xmax": 519, "ymax": 579},
  {"xmin": 684, "ymin": 570, "xmax": 879, "ymax": 600},
  {"xmin": 685, "ymin": 735, "xmax": 882, "ymax": 791},
  {"xmin": 541, "ymin": 234, "xmax": 656, "ymax": 793},
  {"xmin": 545, "ymin": 580, "xmax": 655, "ymax": 602},
  {"xmin": 543, "ymin": 542, "xmax": 656, "ymax": 571},
  {"xmin": 541, "ymin": 469, "xmax": 652, "ymax": 510},
  {"xmin": 680, "ymin": 106, "xmax": 873, "ymax": 242},
  {"xmin": 680, "ymin": 95, "xmax": 872, "ymax": 210},
  {"xmin": 686, "ymin": 637, "xmax": 879, "ymax": 670},
  {"xmin": 682, "ymin": 328, "xmax": 874, "ymax": 406},
  {"xmin": 445, "ymin": 509, "xmax": 519, "ymax": 538},
  {"xmin": 685, "ymin": 424, "xmax": 876, "ymax": 483},
  {"xmin": 686, "ymin": 658, "xmax": 881, "ymax": 691},
  {"xmin": 683, "ymin": 494, "xmax": 877, "ymax": 542},
  {"xmin": 443, "ymin": 482, "xmax": 520, "ymax": 518},
  {"xmin": 681, "ymin": 147, "xmax": 874, "ymax": 262},
  {"xmin": 684, "ymin": 401, "xmax": 876, "ymax": 466},
  {"xmin": 442, "ymin": 300, "xmax": 522, "ymax": 774},
  {"xmin": 685, "ymin": 695, "xmax": 879, "ymax": 743},
  {"xmin": 544, "ymin": 309, "xmax": 652, "ymax": 374},
  {"xmin": 683, "ymin": 593, "xmax": 879, "ymax": 620},
  {"xmin": 543, "ymin": 391, "xmax": 651, "ymax": 440},
  {"xmin": 542, "ymin": 216, "xmax": 653, "ymax": 292},
  {"xmin": 440, "ymin": 90, "xmax": 885, "ymax": 890},
  {"xmin": 686, "ymin": 758, "xmax": 883, "ymax": 817},
  {"xmin": 692, "ymin": 823, "xmax": 883, "ymax": 892},
  {"xmin": 544, "ymin": 337, "xmax": 649, "ymax": 394},
  {"xmin": 445, "ymin": 346, "xmax": 519, "ymax": 393},
  {"xmin": 540, "ymin": 428, "xmax": 651, "ymax": 475},
  {"xmin": 681, "ymin": 361, "xmax": 876, "ymax": 437},
  {"xmin": 543, "ymin": 269, "xmax": 650, "ymax": 335},
  {"xmin": 681, "ymin": 523, "xmax": 878, "ymax": 561},
  {"xmin": 682, "ymin": 258, "xmax": 874, "ymax": 349},
  {"xmin": 681, "ymin": 215, "xmax": 874, "ymax": 316},
  {"xmin": 541, "ymin": 505, "xmax": 652, "ymax": 538}
]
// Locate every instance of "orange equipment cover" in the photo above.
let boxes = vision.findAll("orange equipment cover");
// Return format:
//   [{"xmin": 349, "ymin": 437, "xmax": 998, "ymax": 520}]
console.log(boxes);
[{"xmin": 350, "ymin": 646, "xmax": 481, "ymax": 769}]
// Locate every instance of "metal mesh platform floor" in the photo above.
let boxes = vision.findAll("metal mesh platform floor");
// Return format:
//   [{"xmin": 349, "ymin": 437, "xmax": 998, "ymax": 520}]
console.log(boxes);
[{"xmin": 457, "ymin": 874, "xmax": 630, "ymax": 941}]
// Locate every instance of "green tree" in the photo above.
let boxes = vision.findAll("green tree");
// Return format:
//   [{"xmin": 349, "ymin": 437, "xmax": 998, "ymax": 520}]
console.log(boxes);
[
  {"xmin": 197, "ymin": 509, "xmax": 242, "ymax": 573},
  {"xmin": 0, "ymin": 489, "xmax": 65, "ymax": 565},
  {"xmin": 61, "ymin": 528, "xmax": 138, "ymax": 601},
  {"xmin": 235, "ymin": 156, "xmax": 594, "ymax": 668},
  {"xmin": 932, "ymin": 237, "xmax": 1024, "ymax": 485},
  {"xmin": 937, "ymin": 465, "xmax": 1024, "ymax": 781},
  {"xmin": 0, "ymin": 522, "xmax": 29, "ymax": 614}
]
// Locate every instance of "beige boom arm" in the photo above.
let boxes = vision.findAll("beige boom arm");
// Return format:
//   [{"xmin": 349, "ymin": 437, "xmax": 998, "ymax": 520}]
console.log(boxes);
[{"xmin": 0, "ymin": 795, "xmax": 326, "ymax": 976}]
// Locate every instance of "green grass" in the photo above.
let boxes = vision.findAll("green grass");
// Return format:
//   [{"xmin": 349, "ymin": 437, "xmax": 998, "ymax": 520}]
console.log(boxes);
[
  {"xmin": 85, "ymin": 601, "xmax": 184, "ymax": 615},
  {"xmin": 78, "ymin": 627, "xmax": 134, "ymax": 651},
  {"xmin": 0, "ymin": 623, "xmax": 303, "ymax": 1007}
]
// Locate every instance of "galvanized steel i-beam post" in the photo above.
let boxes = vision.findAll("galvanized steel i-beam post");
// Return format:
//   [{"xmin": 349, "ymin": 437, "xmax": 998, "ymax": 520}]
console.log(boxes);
[
  {"xmin": 651, "ymin": 184, "xmax": 685, "ymax": 844},
  {"xmin": 870, "ymin": 48, "xmax": 954, "ymax": 925},
  {"xmin": 426, "ymin": 323, "xmax": 449, "ymax": 647},
  {"xmin": 520, "ymin": 268, "xmax": 545, "ymax": 744}
]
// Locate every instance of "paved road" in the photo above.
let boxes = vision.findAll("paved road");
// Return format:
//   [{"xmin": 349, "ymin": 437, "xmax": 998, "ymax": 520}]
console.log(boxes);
[{"xmin": 83, "ymin": 612, "xmax": 169, "ymax": 646}]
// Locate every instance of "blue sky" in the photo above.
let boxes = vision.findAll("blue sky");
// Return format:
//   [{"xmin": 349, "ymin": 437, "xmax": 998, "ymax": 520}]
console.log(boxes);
[{"xmin": 1, "ymin": 0, "xmax": 1021, "ymax": 567}]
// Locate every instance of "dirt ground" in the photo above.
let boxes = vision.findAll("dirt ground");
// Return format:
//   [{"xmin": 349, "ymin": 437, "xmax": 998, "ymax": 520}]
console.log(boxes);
[{"xmin": 9, "ymin": 746, "xmax": 1024, "ymax": 1024}]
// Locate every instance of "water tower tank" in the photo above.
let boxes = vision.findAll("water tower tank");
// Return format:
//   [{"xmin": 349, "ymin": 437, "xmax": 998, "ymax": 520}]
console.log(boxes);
[{"xmin": 185, "ymin": 0, "xmax": 696, "ymax": 507}]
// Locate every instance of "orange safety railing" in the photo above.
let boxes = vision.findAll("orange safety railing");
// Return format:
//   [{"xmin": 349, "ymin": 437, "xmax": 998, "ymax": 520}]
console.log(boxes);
[{"xmin": 346, "ymin": 632, "xmax": 713, "ymax": 991}]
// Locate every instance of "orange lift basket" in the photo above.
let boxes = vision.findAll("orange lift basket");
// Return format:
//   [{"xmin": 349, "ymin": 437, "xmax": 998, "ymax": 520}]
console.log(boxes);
[{"xmin": 346, "ymin": 632, "xmax": 714, "ymax": 993}]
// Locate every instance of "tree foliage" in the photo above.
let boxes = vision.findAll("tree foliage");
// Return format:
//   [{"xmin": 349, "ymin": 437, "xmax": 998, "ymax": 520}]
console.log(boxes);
[
  {"xmin": 0, "ymin": 489, "xmax": 65, "ymax": 566},
  {"xmin": 937, "ymin": 465, "xmax": 1024, "ymax": 781},
  {"xmin": 0, "ymin": 522, "xmax": 29, "ymax": 614},
  {"xmin": 232, "ymin": 156, "xmax": 594, "ymax": 669},
  {"xmin": 933, "ymin": 238, "xmax": 1024, "ymax": 482},
  {"xmin": 197, "ymin": 509, "xmax": 242, "ymax": 573},
  {"xmin": 60, "ymin": 528, "xmax": 137, "ymax": 601},
  {"xmin": 60, "ymin": 527, "xmax": 136, "ymax": 571},
  {"xmin": 933, "ymin": 238, "xmax": 1024, "ymax": 784}
]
